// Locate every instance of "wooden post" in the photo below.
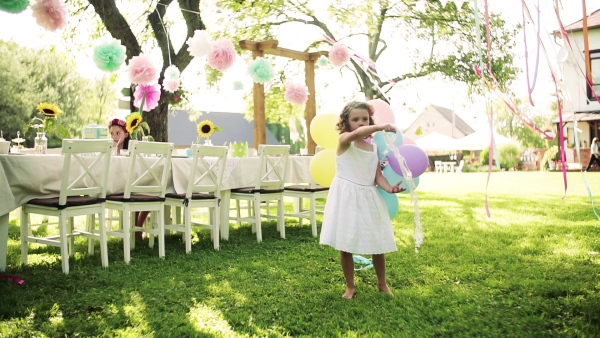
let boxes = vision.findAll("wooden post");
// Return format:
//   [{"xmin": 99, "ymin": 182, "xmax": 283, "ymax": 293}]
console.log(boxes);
[
  {"xmin": 252, "ymin": 50, "xmax": 266, "ymax": 149},
  {"xmin": 582, "ymin": 0, "xmax": 592, "ymax": 86},
  {"xmin": 305, "ymin": 59, "xmax": 316, "ymax": 154},
  {"xmin": 239, "ymin": 40, "xmax": 325, "ymax": 151}
]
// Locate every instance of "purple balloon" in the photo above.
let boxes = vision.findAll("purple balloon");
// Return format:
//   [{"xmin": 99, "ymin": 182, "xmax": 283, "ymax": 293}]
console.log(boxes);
[{"xmin": 388, "ymin": 144, "xmax": 429, "ymax": 177}]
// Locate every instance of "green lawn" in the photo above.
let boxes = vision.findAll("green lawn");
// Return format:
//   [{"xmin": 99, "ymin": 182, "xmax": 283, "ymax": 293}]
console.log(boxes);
[{"xmin": 1, "ymin": 171, "xmax": 600, "ymax": 337}]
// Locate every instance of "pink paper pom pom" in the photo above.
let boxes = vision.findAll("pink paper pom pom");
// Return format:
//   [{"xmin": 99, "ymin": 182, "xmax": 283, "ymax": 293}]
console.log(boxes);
[
  {"xmin": 134, "ymin": 84, "xmax": 161, "ymax": 112},
  {"xmin": 284, "ymin": 82, "xmax": 309, "ymax": 106},
  {"xmin": 31, "ymin": 0, "xmax": 67, "ymax": 32},
  {"xmin": 162, "ymin": 79, "xmax": 180, "ymax": 93},
  {"xmin": 328, "ymin": 43, "xmax": 351, "ymax": 67},
  {"xmin": 128, "ymin": 54, "xmax": 159, "ymax": 85},
  {"xmin": 207, "ymin": 39, "xmax": 237, "ymax": 72}
]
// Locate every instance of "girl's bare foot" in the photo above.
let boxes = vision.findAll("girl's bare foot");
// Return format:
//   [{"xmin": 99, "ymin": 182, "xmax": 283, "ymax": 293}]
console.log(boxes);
[
  {"xmin": 377, "ymin": 283, "xmax": 393, "ymax": 295},
  {"xmin": 342, "ymin": 287, "xmax": 356, "ymax": 299}
]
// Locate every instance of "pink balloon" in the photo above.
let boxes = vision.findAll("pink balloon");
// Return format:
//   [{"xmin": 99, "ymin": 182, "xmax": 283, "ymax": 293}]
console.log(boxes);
[
  {"xmin": 388, "ymin": 144, "xmax": 429, "ymax": 177},
  {"xmin": 368, "ymin": 99, "xmax": 395, "ymax": 125},
  {"xmin": 402, "ymin": 135, "xmax": 416, "ymax": 145}
]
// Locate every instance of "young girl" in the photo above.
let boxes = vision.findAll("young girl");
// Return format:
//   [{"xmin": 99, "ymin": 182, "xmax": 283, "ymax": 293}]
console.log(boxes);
[
  {"xmin": 108, "ymin": 118, "xmax": 130, "ymax": 155},
  {"xmin": 320, "ymin": 101, "xmax": 404, "ymax": 299}
]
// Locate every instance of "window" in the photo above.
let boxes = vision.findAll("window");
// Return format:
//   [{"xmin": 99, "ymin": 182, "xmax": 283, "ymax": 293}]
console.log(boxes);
[{"xmin": 587, "ymin": 49, "xmax": 600, "ymax": 100}]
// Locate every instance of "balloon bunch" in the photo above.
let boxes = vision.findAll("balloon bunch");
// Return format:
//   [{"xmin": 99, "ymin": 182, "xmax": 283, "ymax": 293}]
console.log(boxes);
[{"xmin": 308, "ymin": 114, "xmax": 339, "ymax": 187}]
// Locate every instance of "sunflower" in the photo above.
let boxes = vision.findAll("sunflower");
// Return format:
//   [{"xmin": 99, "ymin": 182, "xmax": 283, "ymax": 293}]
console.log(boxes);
[
  {"xmin": 36, "ymin": 102, "xmax": 62, "ymax": 117},
  {"xmin": 197, "ymin": 120, "xmax": 221, "ymax": 138},
  {"xmin": 126, "ymin": 112, "xmax": 143, "ymax": 134}
]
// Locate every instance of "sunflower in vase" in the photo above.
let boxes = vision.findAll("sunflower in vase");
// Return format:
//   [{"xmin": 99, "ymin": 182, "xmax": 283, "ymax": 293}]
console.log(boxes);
[
  {"xmin": 23, "ymin": 102, "xmax": 71, "ymax": 151},
  {"xmin": 125, "ymin": 112, "xmax": 153, "ymax": 141},
  {"xmin": 197, "ymin": 120, "xmax": 222, "ymax": 145}
]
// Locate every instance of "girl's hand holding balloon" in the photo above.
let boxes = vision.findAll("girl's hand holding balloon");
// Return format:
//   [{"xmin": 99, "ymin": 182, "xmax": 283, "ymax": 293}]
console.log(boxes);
[
  {"xmin": 380, "ymin": 123, "xmax": 396, "ymax": 133},
  {"xmin": 387, "ymin": 181, "xmax": 406, "ymax": 194}
]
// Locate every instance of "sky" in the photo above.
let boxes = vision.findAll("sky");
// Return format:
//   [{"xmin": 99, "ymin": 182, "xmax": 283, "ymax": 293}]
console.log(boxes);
[{"xmin": 0, "ymin": 0, "xmax": 597, "ymax": 129}]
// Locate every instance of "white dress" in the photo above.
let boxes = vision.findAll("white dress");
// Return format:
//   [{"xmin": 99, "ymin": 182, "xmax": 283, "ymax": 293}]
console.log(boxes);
[{"xmin": 319, "ymin": 142, "xmax": 398, "ymax": 255}]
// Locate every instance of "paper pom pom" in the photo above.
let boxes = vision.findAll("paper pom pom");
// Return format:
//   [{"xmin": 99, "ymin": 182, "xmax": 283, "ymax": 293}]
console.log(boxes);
[
  {"xmin": 186, "ymin": 30, "xmax": 213, "ymax": 58},
  {"xmin": 247, "ymin": 57, "xmax": 274, "ymax": 84},
  {"xmin": 233, "ymin": 81, "xmax": 244, "ymax": 91},
  {"xmin": 317, "ymin": 55, "xmax": 329, "ymax": 67},
  {"xmin": 134, "ymin": 83, "xmax": 161, "ymax": 112},
  {"xmin": 31, "ymin": 0, "xmax": 67, "ymax": 32},
  {"xmin": 162, "ymin": 79, "xmax": 180, "ymax": 93},
  {"xmin": 93, "ymin": 38, "xmax": 126, "ymax": 72},
  {"xmin": 164, "ymin": 64, "xmax": 180, "ymax": 81},
  {"xmin": 284, "ymin": 82, "xmax": 309, "ymax": 106},
  {"xmin": 207, "ymin": 39, "xmax": 237, "ymax": 72},
  {"xmin": 328, "ymin": 43, "xmax": 351, "ymax": 67},
  {"xmin": 0, "ymin": 0, "xmax": 30, "ymax": 13},
  {"xmin": 128, "ymin": 53, "xmax": 159, "ymax": 85}
]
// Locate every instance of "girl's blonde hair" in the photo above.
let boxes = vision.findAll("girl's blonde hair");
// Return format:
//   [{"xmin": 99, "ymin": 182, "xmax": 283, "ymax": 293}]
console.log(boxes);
[{"xmin": 336, "ymin": 101, "xmax": 376, "ymax": 134}]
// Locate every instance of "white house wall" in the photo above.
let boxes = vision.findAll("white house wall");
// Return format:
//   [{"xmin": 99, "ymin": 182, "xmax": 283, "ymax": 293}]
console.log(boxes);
[{"xmin": 561, "ymin": 29, "xmax": 600, "ymax": 113}]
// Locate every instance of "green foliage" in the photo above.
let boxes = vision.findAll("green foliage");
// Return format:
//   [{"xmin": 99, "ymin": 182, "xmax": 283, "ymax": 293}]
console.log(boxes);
[
  {"xmin": 494, "ymin": 98, "xmax": 555, "ymax": 148},
  {"xmin": 541, "ymin": 145, "xmax": 559, "ymax": 170},
  {"xmin": 219, "ymin": 0, "xmax": 519, "ymax": 98},
  {"xmin": 2, "ymin": 173, "xmax": 600, "ymax": 336},
  {"xmin": 480, "ymin": 144, "xmax": 521, "ymax": 169},
  {"xmin": 499, "ymin": 143, "xmax": 520, "ymax": 169},
  {"xmin": 0, "ymin": 40, "xmax": 116, "ymax": 147}
]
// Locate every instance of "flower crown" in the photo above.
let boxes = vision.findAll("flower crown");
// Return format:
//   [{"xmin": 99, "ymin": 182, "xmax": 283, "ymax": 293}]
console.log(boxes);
[{"xmin": 109, "ymin": 118, "xmax": 127, "ymax": 130}]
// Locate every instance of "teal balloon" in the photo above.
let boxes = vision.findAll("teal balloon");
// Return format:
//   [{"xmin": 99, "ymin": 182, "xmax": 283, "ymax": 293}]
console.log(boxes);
[
  {"xmin": 373, "ymin": 130, "xmax": 403, "ymax": 161},
  {"xmin": 382, "ymin": 165, "xmax": 420, "ymax": 194},
  {"xmin": 376, "ymin": 186, "xmax": 399, "ymax": 219}
]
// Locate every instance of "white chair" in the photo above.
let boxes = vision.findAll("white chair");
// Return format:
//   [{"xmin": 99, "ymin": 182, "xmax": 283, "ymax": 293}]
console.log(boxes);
[
  {"xmin": 105, "ymin": 141, "xmax": 173, "ymax": 263},
  {"xmin": 283, "ymin": 181, "xmax": 328, "ymax": 237},
  {"xmin": 434, "ymin": 160, "xmax": 443, "ymax": 173},
  {"xmin": 455, "ymin": 159, "xmax": 465, "ymax": 173},
  {"xmin": 20, "ymin": 139, "xmax": 112, "ymax": 274},
  {"xmin": 164, "ymin": 145, "xmax": 228, "ymax": 252},
  {"xmin": 229, "ymin": 145, "xmax": 290, "ymax": 242}
]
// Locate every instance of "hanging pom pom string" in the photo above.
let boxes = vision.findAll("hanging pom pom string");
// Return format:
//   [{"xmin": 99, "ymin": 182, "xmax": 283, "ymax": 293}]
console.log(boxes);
[
  {"xmin": 381, "ymin": 133, "xmax": 423, "ymax": 251},
  {"xmin": 155, "ymin": 7, "xmax": 171, "ymax": 66}
]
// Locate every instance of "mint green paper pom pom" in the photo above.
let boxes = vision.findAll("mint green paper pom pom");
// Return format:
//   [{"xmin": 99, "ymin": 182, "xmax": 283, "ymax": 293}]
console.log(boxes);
[
  {"xmin": 247, "ymin": 57, "xmax": 274, "ymax": 84},
  {"xmin": 317, "ymin": 55, "xmax": 329, "ymax": 67},
  {"xmin": 93, "ymin": 38, "xmax": 127, "ymax": 72},
  {"xmin": 233, "ymin": 81, "xmax": 244, "ymax": 90},
  {"xmin": 0, "ymin": 0, "xmax": 29, "ymax": 13}
]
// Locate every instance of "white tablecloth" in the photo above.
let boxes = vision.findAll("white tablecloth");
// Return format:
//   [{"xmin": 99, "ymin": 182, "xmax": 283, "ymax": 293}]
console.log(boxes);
[{"xmin": 0, "ymin": 153, "xmax": 314, "ymax": 270}]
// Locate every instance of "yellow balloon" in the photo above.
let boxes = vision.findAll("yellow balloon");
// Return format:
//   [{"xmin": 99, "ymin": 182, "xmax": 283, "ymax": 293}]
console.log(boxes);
[
  {"xmin": 310, "ymin": 113, "xmax": 339, "ymax": 149},
  {"xmin": 309, "ymin": 148, "xmax": 336, "ymax": 187}
]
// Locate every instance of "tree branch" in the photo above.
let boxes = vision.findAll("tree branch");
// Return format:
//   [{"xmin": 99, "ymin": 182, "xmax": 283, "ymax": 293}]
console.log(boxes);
[{"xmin": 87, "ymin": 0, "xmax": 141, "ymax": 59}]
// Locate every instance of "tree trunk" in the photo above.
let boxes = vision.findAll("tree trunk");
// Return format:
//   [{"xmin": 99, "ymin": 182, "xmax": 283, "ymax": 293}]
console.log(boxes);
[{"xmin": 147, "ymin": 97, "xmax": 169, "ymax": 142}]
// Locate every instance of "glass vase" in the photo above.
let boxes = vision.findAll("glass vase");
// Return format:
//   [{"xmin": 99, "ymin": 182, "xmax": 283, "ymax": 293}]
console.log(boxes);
[
  {"xmin": 203, "ymin": 138, "xmax": 212, "ymax": 146},
  {"xmin": 34, "ymin": 132, "xmax": 47, "ymax": 154}
]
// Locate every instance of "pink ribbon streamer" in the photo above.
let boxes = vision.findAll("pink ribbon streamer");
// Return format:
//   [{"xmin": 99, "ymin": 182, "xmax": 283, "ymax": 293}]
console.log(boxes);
[
  {"xmin": 0, "ymin": 275, "xmax": 24, "ymax": 284},
  {"xmin": 521, "ymin": 0, "xmax": 541, "ymax": 106}
]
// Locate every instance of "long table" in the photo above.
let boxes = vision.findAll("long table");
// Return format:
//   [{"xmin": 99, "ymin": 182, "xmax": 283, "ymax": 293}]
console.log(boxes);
[{"xmin": 0, "ymin": 153, "xmax": 314, "ymax": 271}]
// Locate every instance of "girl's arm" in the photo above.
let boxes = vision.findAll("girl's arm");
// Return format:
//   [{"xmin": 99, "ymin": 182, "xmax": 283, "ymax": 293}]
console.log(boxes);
[
  {"xmin": 338, "ymin": 124, "xmax": 396, "ymax": 153},
  {"xmin": 375, "ymin": 163, "xmax": 405, "ymax": 193}
]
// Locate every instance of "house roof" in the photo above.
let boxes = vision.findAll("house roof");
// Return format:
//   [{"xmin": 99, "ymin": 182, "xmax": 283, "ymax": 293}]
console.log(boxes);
[
  {"xmin": 552, "ymin": 111, "xmax": 600, "ymax": 123},
  {"xmin": 427, "ymin": 105, "xmax": 475, "ymax": 135},
  {"xmin": 553, "ymin": 9, "xmax": 600, "ymax": 36},
  {"xmin": 168, "ymin": 110, "xmax": 280, "ymax": 147}
]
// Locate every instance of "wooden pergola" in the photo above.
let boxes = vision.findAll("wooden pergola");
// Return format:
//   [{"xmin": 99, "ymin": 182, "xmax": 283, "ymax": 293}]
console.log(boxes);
[{"xmin": 239, "ymin": 40, "xmax": 323, "ymax": 154}]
